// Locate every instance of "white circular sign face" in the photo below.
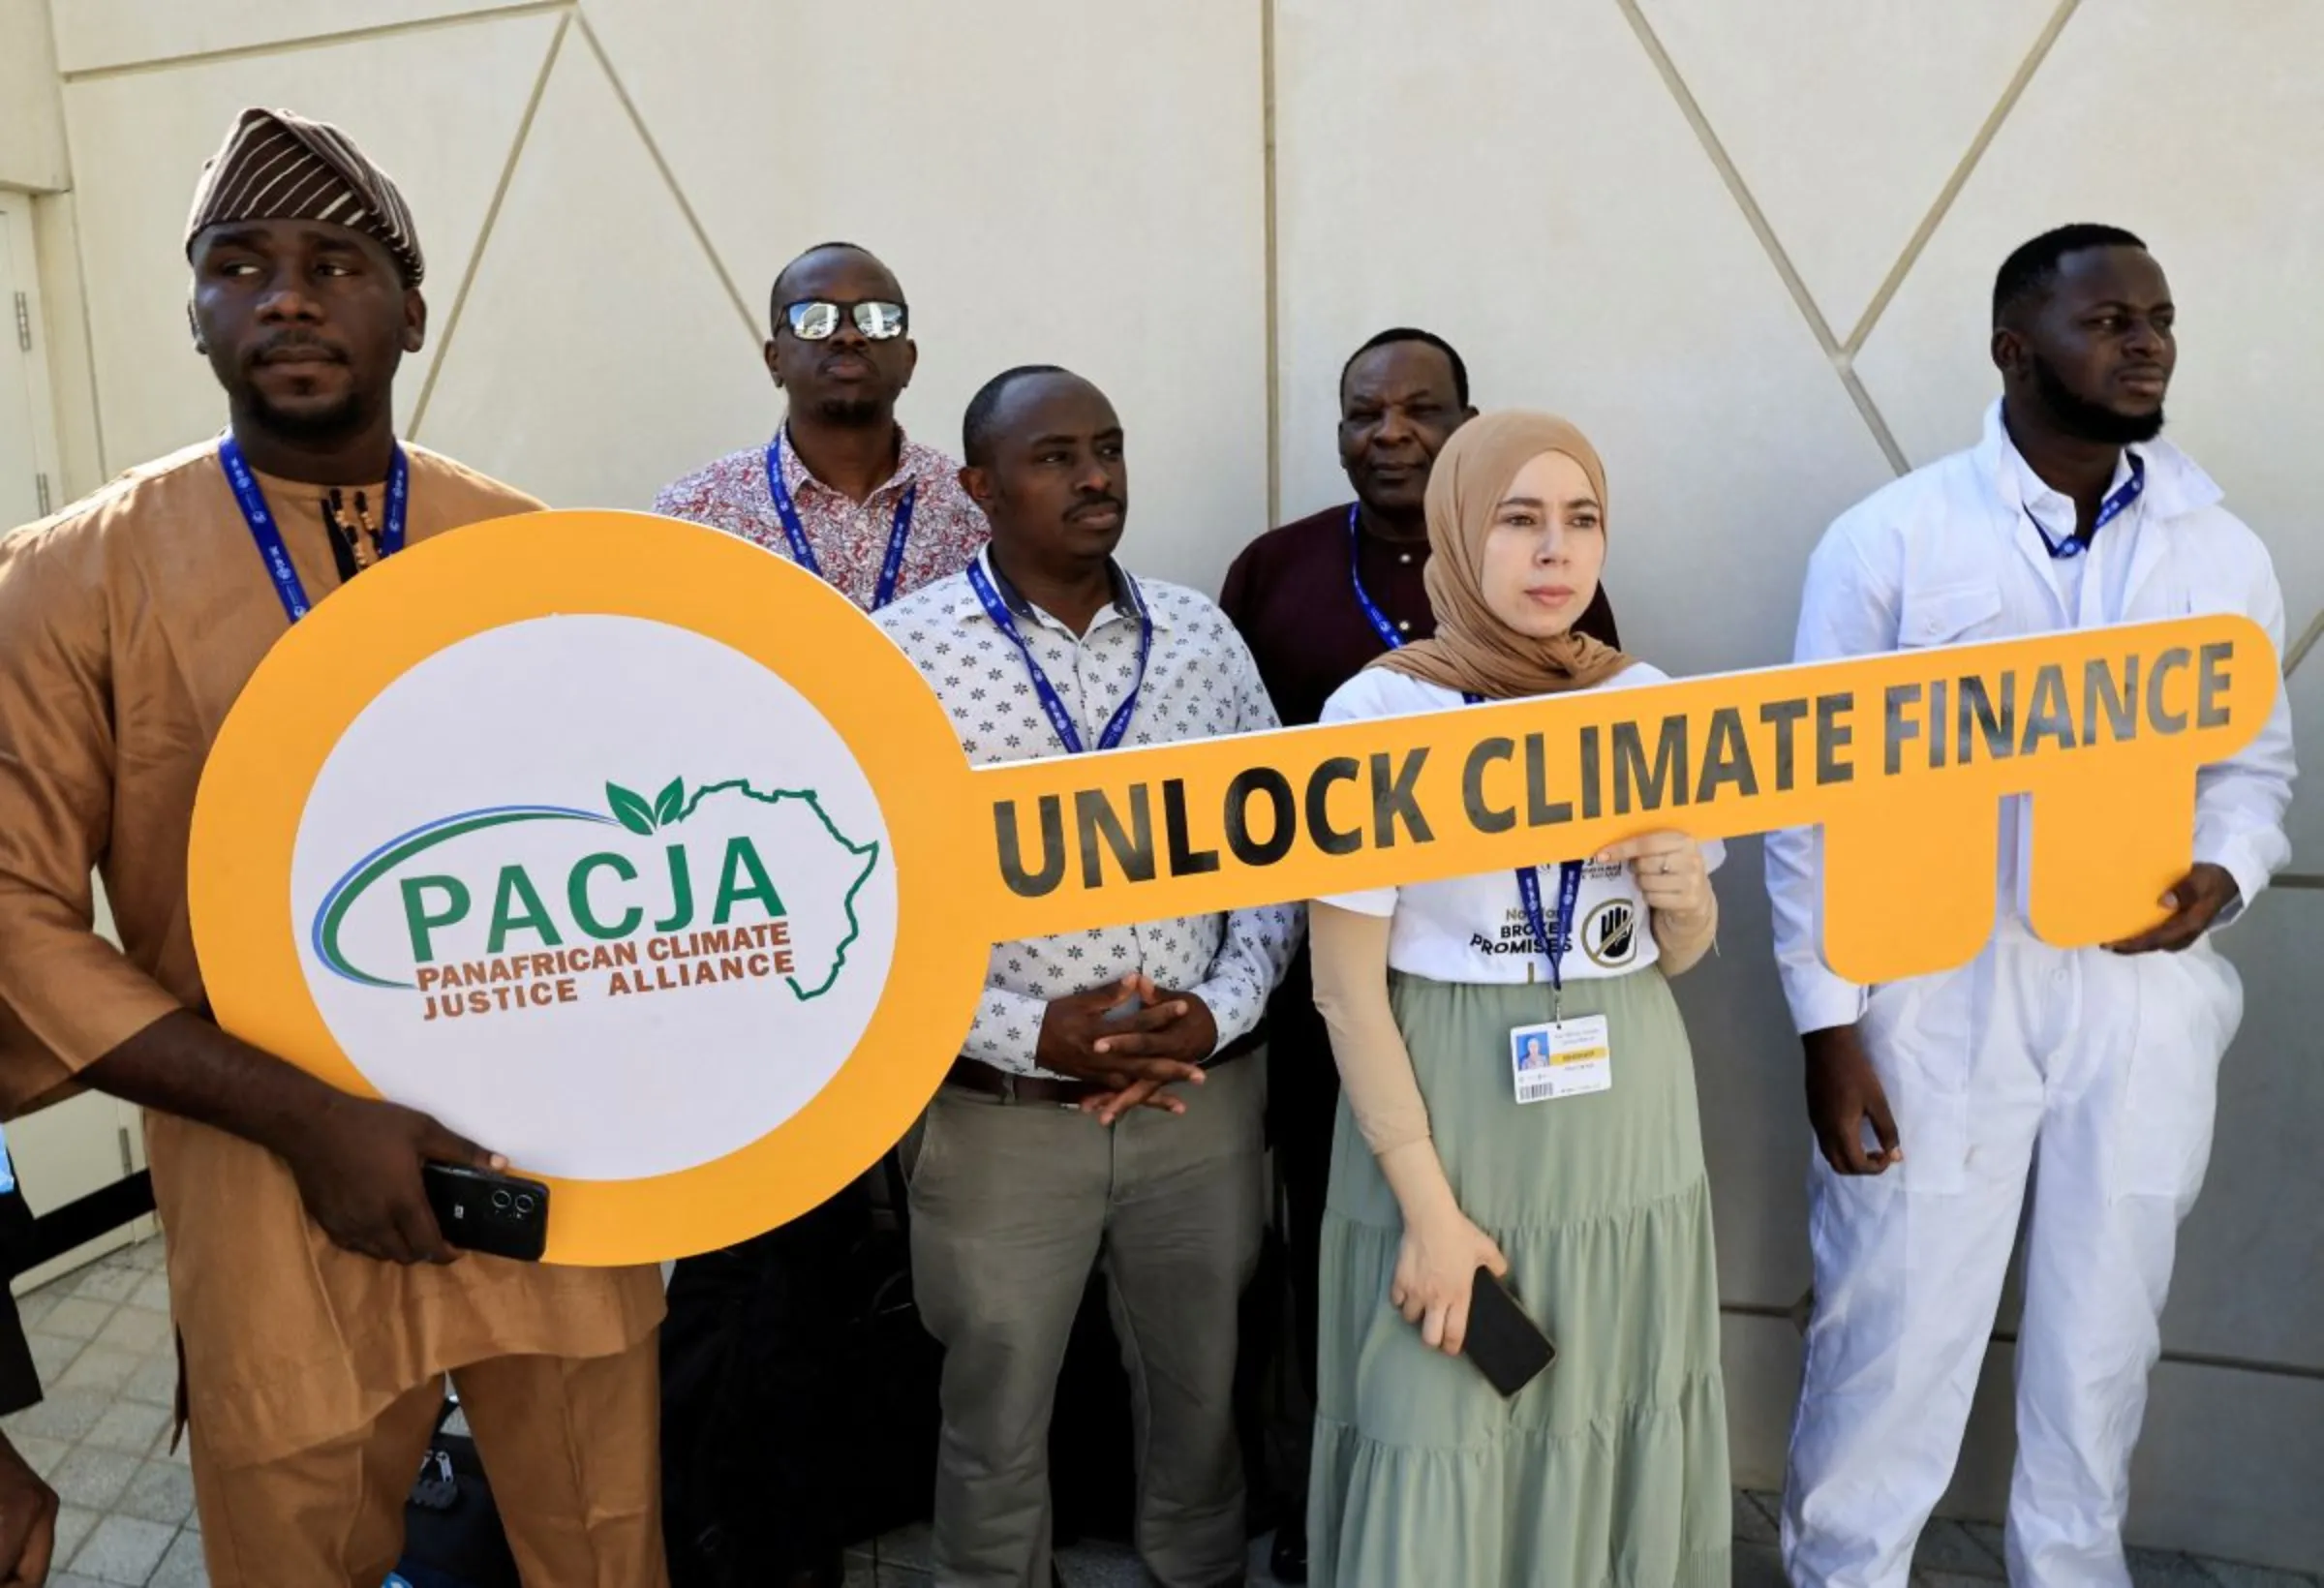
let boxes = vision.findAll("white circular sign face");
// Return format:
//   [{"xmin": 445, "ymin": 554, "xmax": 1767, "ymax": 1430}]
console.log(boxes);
[{"xmin": 290, "ymin": 615, "xmax": 898, "ymax": 1180}]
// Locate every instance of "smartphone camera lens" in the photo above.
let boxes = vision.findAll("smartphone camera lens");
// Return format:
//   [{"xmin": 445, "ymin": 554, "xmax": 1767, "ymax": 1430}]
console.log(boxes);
[
  {"xmin": 514, "ymin": 1195, "xmax": 536, "ymax": 1216},
  {"xmin": 490, "ymin": 1190, "xmax": 513, "ymax": 1211}
]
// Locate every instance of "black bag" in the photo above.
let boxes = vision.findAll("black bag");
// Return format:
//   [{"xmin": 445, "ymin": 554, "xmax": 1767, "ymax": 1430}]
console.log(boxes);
[
  {"xmin": 661, "ymin": 1155, "xmax": 943, "ymax": 1587},
  {"xmin": 391, "ymin": 1395, "xmax": 520, "ymax": 1588}
]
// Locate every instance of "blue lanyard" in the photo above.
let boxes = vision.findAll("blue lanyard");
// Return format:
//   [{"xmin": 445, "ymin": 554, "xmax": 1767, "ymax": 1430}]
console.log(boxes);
[
  {"xmin": 967, "ymin": 558, "xmax": 1151, "ymax": 754},
  {"xmin": 1463, "ymin": 690, "xmax": 1585, "ymax": 1009},
  {"xmin": 764, "ymin": 430, "xmax": 918, "ymax": 609},
  {"xmin": 1346, "ymin": 504, "xmax": 1408, "ymax": 650},
  {"xmin": 2025, "ymin": 452, "xmax": 2144, "ymax": 561},
  {"xmin": 219, "ymin": 434, "xmax": 408, "ymax": 624},
  {"xmin": 1517, "ymin": 860, "xmax": 1587, "ymax": 1010}
]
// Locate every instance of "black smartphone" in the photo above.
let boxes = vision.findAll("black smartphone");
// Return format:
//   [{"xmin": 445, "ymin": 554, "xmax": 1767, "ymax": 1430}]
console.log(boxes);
[
  {"xmin": 1464, "ymin": 1267, "xmax": 1555, "ymax": 1397},
  {"xmin": 422, "ymin": 1162, "xmax": 549, "ymax": 1262}
]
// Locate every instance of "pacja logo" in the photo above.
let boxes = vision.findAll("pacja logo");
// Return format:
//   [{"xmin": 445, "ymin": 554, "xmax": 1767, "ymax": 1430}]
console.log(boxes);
[{"xmin": 311, "ymin": 775, "xmax": 880, "ymax": 1024}]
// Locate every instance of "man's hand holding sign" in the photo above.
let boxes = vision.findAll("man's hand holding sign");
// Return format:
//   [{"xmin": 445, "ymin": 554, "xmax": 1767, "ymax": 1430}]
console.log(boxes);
[
  {"xmin": 186, "ymin": 514, "xmax": 2277, "ymax": 1264},
  {"xmin": 2105, "ymin": 862, "xmax": 2242, "ymax": 955}
]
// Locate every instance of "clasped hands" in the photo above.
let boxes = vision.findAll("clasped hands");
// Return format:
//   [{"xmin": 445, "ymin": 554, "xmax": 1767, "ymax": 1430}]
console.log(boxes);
[{"xmin": 1034, "ymin": 973, "xmax": 1218, "ymax": 1126}]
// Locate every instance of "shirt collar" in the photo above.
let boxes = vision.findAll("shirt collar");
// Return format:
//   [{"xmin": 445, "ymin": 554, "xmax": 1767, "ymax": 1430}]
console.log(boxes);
[
  {"xmin": 2003, "ymin": 421, "xmax": 2137, "ymax": 532},
  {"xmin": 1976, "ymin": 396, "xmax": 2220, "ymax": 521},
  {"xmin": 772, "ymin": 422, "xmax": 926, "ymax": 504},
  {"xmin": 958, "ymin": 544, "xmax": 1167, "ymax": 634}
]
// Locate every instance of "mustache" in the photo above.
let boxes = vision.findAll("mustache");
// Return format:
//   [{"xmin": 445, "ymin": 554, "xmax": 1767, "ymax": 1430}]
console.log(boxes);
[{"xmin": 249, "ymin": 333, "xmax": 348, "ymax": 365}]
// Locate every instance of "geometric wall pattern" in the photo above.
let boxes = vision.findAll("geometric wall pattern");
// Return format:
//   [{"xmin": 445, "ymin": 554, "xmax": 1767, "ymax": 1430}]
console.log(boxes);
[{"xmin": 17, "ymin": 0, "xmax": 2324, "ymax": 1568}]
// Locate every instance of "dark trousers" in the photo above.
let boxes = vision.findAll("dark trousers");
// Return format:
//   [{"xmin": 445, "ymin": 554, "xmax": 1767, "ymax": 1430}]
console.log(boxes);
[
  {"xmin": 1258, "ymin": 946, "xmax": 1339, "ymax": 1536},
  {"xmin": 0, "ymin": 1189, "xmax": 42, "ymax": 1416},
  {"xmin": 661, "ymin": 1174, "xmax": 938, "ymax": 1585}
]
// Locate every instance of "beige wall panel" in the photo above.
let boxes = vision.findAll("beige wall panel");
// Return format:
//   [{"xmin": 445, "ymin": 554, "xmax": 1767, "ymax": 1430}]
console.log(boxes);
[
  {"xmin": 2170, "ymin": 888, "xmax": 2324, "ymax": 1373},
  {"xmin": 2285, "ymin": 657, "xmax": 2324, "ymax": 870},
  {"xmin": 29, "ymin": 191, "xmax": 103, "ymax": 499},
  {"xmin": 578, "ymin": 0, "xmax": 1268, "ymax": 595},
  {"xmin": 1273, "ymin": 0, "xmax": 1898, "ymax": 682},
  {"xmin": 1852, "ymin": 1, "xmax": 2324, "ymax": 656},
  {"xmin": 2128, "ymin": 1360, "xmax": 2324, "ymax": 1573},
  {"xmin": 1635, "ymin": 0, "xmax": 2058, "ymax": 336},
  {"xmin": 57, "ymin": 11, "xmax": 562, "ymax": 477},
  {"xmin": 1719, "ymin": 1307, "xmax": 1805, "ymax": 1493},
  {"xmin": 1677, "ymin": 837, "xmax": 1815, "ymax": 1311},
  {"xmin": 0, "ymin": 0, "xmax": 68, "ymax": 189},
  {"xmin": 409, "ymin": 35, "xmax": 767, "ymax": 512},
  {"xmin": 50, "ymin": 0, "xmax": 548, "ymax": 76}
]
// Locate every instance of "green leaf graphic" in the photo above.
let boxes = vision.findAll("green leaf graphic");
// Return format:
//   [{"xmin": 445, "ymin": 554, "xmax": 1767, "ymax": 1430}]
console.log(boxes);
[
  {"xmin": 654, "ymin": 778, "xmax": 686, "ymax": 826},
  {"xmin": 607, "ymin": 782, "xmax": 657, "ymax": 836}
]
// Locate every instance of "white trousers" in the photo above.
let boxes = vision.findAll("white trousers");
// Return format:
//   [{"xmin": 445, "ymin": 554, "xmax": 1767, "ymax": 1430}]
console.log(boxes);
[{"xmin": 1782, "ymin": 925, "xmax": 2241, "ymax": 1588}]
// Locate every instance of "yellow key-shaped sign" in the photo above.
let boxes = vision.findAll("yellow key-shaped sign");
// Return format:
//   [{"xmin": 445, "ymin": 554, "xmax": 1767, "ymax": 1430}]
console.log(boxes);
[{"xmin": 189, "ymin": 514, "xmax": 2277, "ymax": 1264}]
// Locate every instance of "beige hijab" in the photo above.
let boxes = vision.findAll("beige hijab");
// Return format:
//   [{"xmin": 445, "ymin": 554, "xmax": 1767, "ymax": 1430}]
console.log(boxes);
[{"xmin": 1369, "ymin": 410, "xmax": 1630, "ymax": 700}]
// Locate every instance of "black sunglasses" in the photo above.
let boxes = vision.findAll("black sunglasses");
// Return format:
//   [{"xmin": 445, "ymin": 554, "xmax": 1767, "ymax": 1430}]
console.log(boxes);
[{"xmin": 779, "ymin": 299, "xmax": 909, "ymax": 341}]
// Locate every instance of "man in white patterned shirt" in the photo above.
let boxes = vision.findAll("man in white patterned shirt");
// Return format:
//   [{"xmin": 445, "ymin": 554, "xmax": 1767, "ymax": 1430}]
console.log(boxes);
[{"xmin": 876, "ymin": 366, "xmax": 1298, "ymax": 1588}]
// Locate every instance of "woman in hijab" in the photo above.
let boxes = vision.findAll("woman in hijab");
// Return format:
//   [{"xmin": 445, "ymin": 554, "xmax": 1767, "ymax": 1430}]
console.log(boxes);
[{"xmin": 1305, "ymin": 412, "xmax": 1729, "ymax": 1585}]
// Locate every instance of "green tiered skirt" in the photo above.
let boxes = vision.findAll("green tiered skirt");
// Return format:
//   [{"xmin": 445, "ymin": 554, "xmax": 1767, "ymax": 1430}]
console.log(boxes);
[{"xmin": 1308, "ymin": 968, "xmax": 1731, "ymax": 1587}]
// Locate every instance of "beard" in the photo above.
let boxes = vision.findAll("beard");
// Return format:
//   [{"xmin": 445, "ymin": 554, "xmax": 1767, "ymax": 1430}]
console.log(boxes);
[
  {"xmin": 244, "ymin": 387, "xmax": 371, "ymax": 441},
  {"xmin": 813, "ymin": 393, "xmax": 887, "ymax": 428},
  {"xmin": 2032, "ymin": 351, "xmax": 2165, "ymax": 445}
]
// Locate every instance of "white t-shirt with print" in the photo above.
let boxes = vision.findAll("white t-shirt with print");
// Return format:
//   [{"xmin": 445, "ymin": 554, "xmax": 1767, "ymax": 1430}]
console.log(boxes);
[{"xmin": 1315, "ymin": 662, "xmax": 1726, "ymax": 984}]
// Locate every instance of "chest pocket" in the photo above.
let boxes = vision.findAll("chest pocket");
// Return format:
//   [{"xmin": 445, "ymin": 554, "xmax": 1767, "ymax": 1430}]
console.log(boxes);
[
  {"xmin": 2142, "ymin": 538, "xmax": 2215, "ymax": 622},
  {"xmin": 1897, "ymin": 579, "xmax": 2004, "ymax": 649}
]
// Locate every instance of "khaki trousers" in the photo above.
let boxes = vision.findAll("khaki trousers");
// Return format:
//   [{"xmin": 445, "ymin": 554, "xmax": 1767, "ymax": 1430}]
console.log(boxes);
[
  {"xmin": 909, "ymin": 1054, "xmax": 1267, "ymax": 1588},
  {"xmin": 190, "ymin": 1333, "xmax": 666, "ymax": 1588}
]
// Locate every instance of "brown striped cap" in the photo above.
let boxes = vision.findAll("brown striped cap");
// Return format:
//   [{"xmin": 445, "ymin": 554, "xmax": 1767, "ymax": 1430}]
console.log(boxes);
[{"xmin": 184, "ymin": 107, "xmax": 424, "ymax": 286}]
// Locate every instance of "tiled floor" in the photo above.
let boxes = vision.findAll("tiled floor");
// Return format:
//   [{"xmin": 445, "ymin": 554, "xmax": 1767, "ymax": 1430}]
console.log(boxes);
[
  {"xmin": 4, "ymin": 1237, "xmax": 200, "ymax": 1588},
  {"xmin": 9, "ymin": 1237, "xmax": 2315, "ymax": 1586},
  {"xmin": 1723, "ymin": 1493, "xmax": 2321, "ymax": 1588},
  {"xmin": 851, "ymin": 1479, "xmax": 2324, "ymax": 1586}
]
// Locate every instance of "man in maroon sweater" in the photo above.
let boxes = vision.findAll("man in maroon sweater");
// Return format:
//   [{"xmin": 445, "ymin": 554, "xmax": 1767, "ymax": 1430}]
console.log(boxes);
[{"xmin": 1219, "ymin": 327, "xmax": 1616, "ymax": 1581}]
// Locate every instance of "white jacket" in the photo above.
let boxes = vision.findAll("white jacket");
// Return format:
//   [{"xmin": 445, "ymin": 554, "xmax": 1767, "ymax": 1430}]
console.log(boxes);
[{"xmin": 1766, "ymin": 399, "xmax": 2297, "ymax": 1034}]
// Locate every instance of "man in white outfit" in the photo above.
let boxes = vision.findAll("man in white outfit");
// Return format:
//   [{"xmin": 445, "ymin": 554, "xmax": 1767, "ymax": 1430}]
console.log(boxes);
[{"xmin": 1765, "ymin": 224, "xmax": 2296, "ymax": 1588}]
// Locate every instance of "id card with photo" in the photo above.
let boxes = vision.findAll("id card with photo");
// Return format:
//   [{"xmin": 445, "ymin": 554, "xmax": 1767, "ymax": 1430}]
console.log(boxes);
[{"xmin": 1508, "ymin": 1017, "xmax": 1612, "ymax": 1104}]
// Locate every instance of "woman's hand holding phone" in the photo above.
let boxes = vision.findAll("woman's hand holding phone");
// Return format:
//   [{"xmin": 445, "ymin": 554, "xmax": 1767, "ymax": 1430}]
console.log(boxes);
[{"xmin": 1392, "ymin": 1201, "xmax": 1510, "ymax": 1356}]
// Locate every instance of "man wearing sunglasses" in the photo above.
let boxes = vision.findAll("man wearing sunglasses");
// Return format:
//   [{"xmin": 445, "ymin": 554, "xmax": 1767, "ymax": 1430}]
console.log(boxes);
[
  {"xmin": 655, "ymin": 241, "xmax": 987, "ymax": 1588},
  {"xmin": 654, "ymin": 240, "xmax": 987, "ymax": 610}
]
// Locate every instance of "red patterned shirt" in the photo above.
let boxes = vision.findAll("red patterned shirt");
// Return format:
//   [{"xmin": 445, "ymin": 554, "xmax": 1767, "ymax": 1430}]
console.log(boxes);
[{"xmin": 653, "ymin": 429, "xmax": 989, "ymax": 612}]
